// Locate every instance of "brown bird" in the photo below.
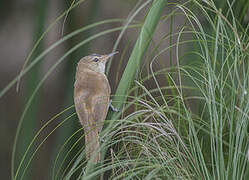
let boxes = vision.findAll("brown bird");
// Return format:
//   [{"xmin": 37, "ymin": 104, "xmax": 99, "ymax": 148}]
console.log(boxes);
[{"xmin": 74, "ymin": 52, "xmax": 118, "ymax": 163}]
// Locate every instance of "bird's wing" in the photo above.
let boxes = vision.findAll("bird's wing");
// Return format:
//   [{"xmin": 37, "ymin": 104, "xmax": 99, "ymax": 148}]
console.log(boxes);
[
  {"xmin": 92, "ymin": 94, "xmax": 110, "ymax": 133},
  {"xmin": 92, "ymin": 75, "xmax": 110, "ymax": 133},
  {"xmin": 74, "ymin": 94, "xmax": 91, "ymax": 132}
]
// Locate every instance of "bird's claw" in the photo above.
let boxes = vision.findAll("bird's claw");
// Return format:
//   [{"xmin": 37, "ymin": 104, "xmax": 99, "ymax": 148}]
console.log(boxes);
[
  {"xmin": 99, "ymin": 136, "xmax": 105, "ymax": 143},
  {"xmin": 108, "ymin": 99, "xmax": 120, "ymax": 112}
]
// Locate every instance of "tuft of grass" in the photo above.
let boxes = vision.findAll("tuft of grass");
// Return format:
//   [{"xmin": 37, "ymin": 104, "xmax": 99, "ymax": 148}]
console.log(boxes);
[{"xmin": 2, "ymin": 0, "xmax": 248, "ymax": 179}]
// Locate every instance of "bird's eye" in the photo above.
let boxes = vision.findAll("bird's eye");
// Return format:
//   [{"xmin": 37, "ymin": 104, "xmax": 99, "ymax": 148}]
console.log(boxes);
[{"xmin": 93, "ymin": 58, "xmax": 99, "ymax": 62}]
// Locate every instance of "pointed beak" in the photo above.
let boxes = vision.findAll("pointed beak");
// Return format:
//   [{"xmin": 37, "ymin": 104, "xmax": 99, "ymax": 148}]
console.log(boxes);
[
  {"xmin": 100, "ymin": 51, "xmax": 118, "ymax": 62},
  {"xmin": 107, "ymin": 51, "xmax": 119, "ymax": 58}
]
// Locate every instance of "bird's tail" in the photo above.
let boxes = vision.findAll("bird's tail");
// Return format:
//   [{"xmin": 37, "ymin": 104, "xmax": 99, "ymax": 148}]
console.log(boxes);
[{"xmin": 85, "ymin": 127, "xmax": 100, "ymax": 163}]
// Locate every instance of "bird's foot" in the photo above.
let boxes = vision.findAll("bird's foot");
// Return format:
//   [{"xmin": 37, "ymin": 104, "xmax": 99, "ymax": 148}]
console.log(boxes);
[
  {"xmin": 108, "ymin": 99, "xmax": 119, "ymax": 112},
  {"xmin": 99, "ymin": 136, "xmax": 105, "ymax": 143}
]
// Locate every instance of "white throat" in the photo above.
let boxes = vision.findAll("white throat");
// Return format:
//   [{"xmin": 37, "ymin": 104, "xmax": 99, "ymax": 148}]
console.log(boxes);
[{"xmin": 98, "ymin": 62, "xmax": 106, "ymax": 74}]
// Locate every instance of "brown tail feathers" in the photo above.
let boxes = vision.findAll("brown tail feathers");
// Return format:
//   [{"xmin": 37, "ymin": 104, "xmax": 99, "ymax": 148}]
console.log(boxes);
[{"xmin": 85, "ymin": 128, "xmax": 100, "ymax": 163}]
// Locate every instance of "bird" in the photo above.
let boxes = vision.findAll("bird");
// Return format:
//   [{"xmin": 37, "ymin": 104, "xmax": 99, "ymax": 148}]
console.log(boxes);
[{"xmin": 74, "ymin": 52, "xmax": 118, "ymax": 163}]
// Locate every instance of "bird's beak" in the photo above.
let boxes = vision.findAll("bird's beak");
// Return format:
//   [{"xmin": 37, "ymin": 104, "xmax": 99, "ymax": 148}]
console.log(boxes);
[
  {"xmin": 100, "ymin": 51, "xmax": 118, "ymax": 63},
  {"xmin": 107, "ymin": 51, "xmax": 119, "ymax": 57}
]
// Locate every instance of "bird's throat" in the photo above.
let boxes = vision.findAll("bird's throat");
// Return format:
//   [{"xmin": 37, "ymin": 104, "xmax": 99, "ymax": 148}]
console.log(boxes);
[{"xmin": 98, "ymin": 62, "xmax": 106, "ymax": 74}]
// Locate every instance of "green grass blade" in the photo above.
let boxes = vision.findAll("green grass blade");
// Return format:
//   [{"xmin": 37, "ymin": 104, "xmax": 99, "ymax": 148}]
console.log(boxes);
[{"xmin": 111, "ymin": 0, "xmax": 168, "ymax": 111}]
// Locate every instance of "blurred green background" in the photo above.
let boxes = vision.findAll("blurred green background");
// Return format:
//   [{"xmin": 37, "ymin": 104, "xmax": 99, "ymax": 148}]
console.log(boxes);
[{"xmin": 0, "ymin": 0, "xmax": 248, "ymax": 179}]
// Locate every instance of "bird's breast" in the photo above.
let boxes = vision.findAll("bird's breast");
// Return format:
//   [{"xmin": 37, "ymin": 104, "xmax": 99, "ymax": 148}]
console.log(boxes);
[{"xmin": 74, "ymin": 69, "xmax": 111, "ymax": 100}]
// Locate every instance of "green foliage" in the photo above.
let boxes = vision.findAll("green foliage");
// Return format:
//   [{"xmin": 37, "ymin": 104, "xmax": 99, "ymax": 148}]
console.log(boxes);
[{"xmin": 1, "ymin": 0, "xmax": 248, "ymax": 179}]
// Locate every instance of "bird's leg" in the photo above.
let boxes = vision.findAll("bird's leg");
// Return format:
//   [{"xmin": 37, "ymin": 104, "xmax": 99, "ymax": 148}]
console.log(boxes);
[
  {"xmin": 108, "ymin": 99, "xmax": 119, "ymax": 112},
  {"xmin": 99, "ymin": 136, "xmax": 105, "ymax": 143}
]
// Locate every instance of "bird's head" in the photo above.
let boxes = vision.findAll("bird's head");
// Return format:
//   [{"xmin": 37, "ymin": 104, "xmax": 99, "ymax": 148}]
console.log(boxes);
[{"xmin": 78, "ymin": 52, "xmax": 118, "ymax": 73}]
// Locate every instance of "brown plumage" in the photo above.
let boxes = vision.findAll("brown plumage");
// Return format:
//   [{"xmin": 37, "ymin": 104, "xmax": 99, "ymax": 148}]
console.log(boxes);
[{"xmin": 74, "ymin": 52, "xmax": 117, "ymax": 163}]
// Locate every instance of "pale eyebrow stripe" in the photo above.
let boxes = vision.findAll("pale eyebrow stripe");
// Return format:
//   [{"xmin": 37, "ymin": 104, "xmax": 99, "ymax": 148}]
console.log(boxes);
[{"xmin": 90, "ymin": 53, "xmax": 101, "ymax": 57}]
